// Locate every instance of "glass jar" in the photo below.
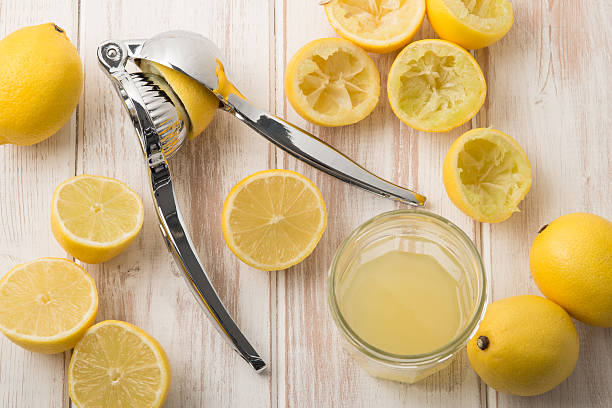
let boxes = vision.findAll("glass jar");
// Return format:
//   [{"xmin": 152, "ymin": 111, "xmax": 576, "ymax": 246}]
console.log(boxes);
[{"xmin": 327, "ymin": 209, "xmax": 488, "ymax": 383}]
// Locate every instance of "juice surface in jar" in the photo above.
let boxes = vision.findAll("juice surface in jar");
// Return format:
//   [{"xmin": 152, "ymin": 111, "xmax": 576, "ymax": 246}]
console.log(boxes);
[{"xmin": 338, "ymin": 250, "xmax": 461, "ymax": 355}]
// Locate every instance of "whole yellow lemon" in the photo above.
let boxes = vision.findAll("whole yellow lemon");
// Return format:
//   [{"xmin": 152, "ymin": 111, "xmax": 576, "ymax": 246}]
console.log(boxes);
[
  {"xmin": 467, "ymin": 295, "xmax": 579, "ymax": 396},
  {"xmin": 530, "ymin": 212, "xmax": 612, "ymax": 327},
  {"xmin": 0, "ymin": 23, "xmax": 83, "ymax": 145}
]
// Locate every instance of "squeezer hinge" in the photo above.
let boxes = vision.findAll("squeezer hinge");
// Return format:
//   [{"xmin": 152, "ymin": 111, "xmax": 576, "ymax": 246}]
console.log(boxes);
[
  {"xmin": 142, "ymin": 126, "xmax": 171, "ymax": 192},
  {"xmin": 148, "ymin": 150, "xmax": 166, "ymax": 169},
  {"xmin": 144, "ymin": 127, "xmax": 165, "ymax": 166}
]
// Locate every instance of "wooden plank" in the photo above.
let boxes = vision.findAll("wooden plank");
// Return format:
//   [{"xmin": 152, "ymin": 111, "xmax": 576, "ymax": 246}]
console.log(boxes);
[
  {"xmin": 77, "ymin": 0, "xmax": 273, "ymax": 406},
  {"xmin": 276, "ymin": 3, "xmax": 483, "ymax": 407},
  {"xmin": 0, "ymin": 1, "xmax": 79, "ymax": 406},
  {"xmin": 479, "ymin": 0, "xmax": 612, "ymax": 407},
  {"xmin": 1, "ymin": 0, "xmax": 611, "ymax": 406}
]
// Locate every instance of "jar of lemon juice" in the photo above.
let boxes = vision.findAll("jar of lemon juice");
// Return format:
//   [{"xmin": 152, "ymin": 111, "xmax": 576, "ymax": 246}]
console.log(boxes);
[{"xmin": 327, "ymin": 210, "xmax": 488, "ymax": 383}]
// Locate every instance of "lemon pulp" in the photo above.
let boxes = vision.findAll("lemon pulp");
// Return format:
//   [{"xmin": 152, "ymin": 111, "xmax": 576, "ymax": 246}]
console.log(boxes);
[
  {"xmin": 301, "ymin": 51, "xmax": 370, "ymax": 116},
  {"xmin": 324, "ymin": 0, "xmax": 426, "ymax": 53},
  {"xmin": 51, "ymin": 175, "xmax": 144, "ymax": 263},
  {"xmin": 221, "ymin": 169, "xmax": 327, "ymax": 271},
  {"xmin": 285, "ymin": 38, "xmax": 380, "ymax": 126},
  {"xmin": 0, "ymin": 258, "xmax": 97, "ymax": 354},
  {"xmin": 388, "ymin": 40, "xmax": 485, "ymax": 131},
  {"xmin": 443, "ymin": 0, "xmax": 512, "ymax": 31},
  {"xmin": 69, "ymin": 320, "xmax": 171, "ymax": 408},
  {"xmin": 426, "ymin": 0, "xmax": 513, "ymax": 49},
  {"xmin": 56, "ymin": 180, "xmax": 140, "ymax": 242},
  {"xmin": 443, "ymin": 128, "xmax": 532, "ymax": 222},
  {"xmin": 458, "ymin": 138, "xmax": 528, "ymax": 216}
]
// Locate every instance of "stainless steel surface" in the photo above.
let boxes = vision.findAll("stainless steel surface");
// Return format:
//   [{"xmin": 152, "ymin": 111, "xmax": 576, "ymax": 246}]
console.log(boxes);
[
  {"xmin": 227, "ymin": 94, "xmax": 427, "ymax": 205},
  {"xmin": 133, "ymin": 30, "xmax": 426, "ymax": 206},
  {"xmin": 98, "ymin": 40, "xmax": 267, "ymax": 373}
]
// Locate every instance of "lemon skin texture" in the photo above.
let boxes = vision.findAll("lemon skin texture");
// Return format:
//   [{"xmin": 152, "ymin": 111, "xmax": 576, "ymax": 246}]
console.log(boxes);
[
  {"xmin": 426, "ymin": 0, "xmax": 513, "ymax": 49},
  {"xmin": 530, "ymin": 212, "xmax": 612, "ymax": 327},
  {"xmin": 467, "ymin": 295, "xmax": 579, "ymax": 396},
  {"xmin": 0, "ymin": 23, "xmax": 83, "ymax": 145},
  {"xmin": 139, "ymin": 60, "xmax": 218, "ymax": 140}
]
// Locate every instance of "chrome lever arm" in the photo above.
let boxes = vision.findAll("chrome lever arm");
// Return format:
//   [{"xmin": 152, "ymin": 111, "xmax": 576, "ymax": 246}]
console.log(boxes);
[
  {"xmin": 225, "ymin": 95, "xmax": 426, "ymax": 206},
  {"xmin": 148, "ymin": 145, "xmax": 266, "ymax": 372},
  {"xmin": 97, "ymin": 40, "xmax": 267, "ymax": 373}
]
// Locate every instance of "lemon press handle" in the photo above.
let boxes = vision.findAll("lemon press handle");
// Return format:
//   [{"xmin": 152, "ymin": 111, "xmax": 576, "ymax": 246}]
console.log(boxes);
[
  {"xmin": 226, "ymin": 94, "xmax": 426, "ymax": 206},
  {"xmin": 131, "ymin": 30, "xmax": 426, "ymax": 207},
  {"xmin": 97, "ymin": 40, "xmax": 267, "ymax": 373}
]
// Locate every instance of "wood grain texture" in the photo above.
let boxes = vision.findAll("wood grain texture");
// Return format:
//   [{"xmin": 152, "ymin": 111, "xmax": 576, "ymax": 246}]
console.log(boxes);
[
  {"xmin": 0, "ymin": 1, "xmax": 78, "ymax": 407},
  {"xmin": 0, "ymin": 0, "xmax": 610, "ymax": 407},
  {"xmin": 276, "ymin": 3, "xmax": 483, "ymax": 407},
  {"xmin": 76, "ymin": 1, "xmax": 272, "ymax": 407},
  {"xmin": 478, "ymin": 1, "xmax": 612, "ymax": 407}
]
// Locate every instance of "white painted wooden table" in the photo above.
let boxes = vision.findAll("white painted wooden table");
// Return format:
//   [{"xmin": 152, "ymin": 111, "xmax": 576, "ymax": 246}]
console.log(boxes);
[{"xmin": 1, "ymin": 1, "xmax": 610, "ymax": 407}]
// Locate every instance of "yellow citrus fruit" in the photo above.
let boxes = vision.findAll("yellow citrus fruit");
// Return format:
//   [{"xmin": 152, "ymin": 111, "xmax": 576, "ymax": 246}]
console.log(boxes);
[
  {"xmin": 426, "ymin": 0, "xmax": 513, "ymax": 50},
  {"xmin": 442, "ymin": 128, "xmax": 532, "ymax": 223},
  {"xmin": 530, "ymin": 213, "xmax": 612, "ymax": 327},
  {"xmin": 69, "ymin": 320, "xmax": 171, "ymax": 408},
  {"xmin": 387, "ymin": 39, "xmax": 486, "ymax": 132},
  {"xmin": 140, "ymin": 60, "xmax": 218, "ymax": 140},
  {"xmin": 324, "ymin": 0, "xmax": 426, "ymax": 53},
  {"xmin": 467, "ymin": 295, "xmax": 579, "ymax": 396},
  {"xmin": 0, "ymin": 23, "xmax": 83, "ymax": 145},
  {"xmin": 51, "ymin": 175, "xmax": 144, "ymax": 264},
  {"xmin": 0, "ymin": 258, "xmax": 98, "ymax": 354},
  {"xmin": 221, "ymin": 169, "xmax": 327, "ymax": 271},
  {"xmin": 285, "ymin": 38, "xmax": 380, "ymax": 127}
]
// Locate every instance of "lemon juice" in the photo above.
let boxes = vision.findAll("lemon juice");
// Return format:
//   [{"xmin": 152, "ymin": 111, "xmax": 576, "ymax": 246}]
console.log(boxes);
[{"xmin": 339, "ymin": 250, "xmax": 462, "ymax": 355}]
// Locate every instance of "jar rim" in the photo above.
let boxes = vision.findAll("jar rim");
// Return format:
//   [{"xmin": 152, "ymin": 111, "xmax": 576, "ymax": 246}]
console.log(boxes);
[{"xmin": 327, "ymin": 209, "xmax": 488, "ymax": 366}]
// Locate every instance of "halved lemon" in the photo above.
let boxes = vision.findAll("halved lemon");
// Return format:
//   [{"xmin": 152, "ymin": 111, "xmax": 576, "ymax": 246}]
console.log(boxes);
[
  {"xmin": 139, "ymin": 60, "xmax": 218, "ymax": 139},
  {"xmin": 387, "ymin": 39, "xmax": 486, "ymax": 132},
  {"xmin": 285, "ymin": 38, "xmax": 380, "ymax": 127},
  {"xmin": 221, "ymin": 169, "xmax": 327, "ymax": 271},
  {"xmin": 443, "ymin": 128, "xmax": 532, "ymax": 223},
  {"xmin": 0, "ymin": 258, "xmax": 98, "ymax": 354},
  {"xmin": 69, "ymin": 320, "xmax": 171, "ymax": 408},
  {"xmin": 426, "ymin": 0, "xmax": 513, "ymax": 50},
  {"xmin": 324, "ymin": 0, "xmax": 426, "ymax": 53},
  {"xmin": 51, "ymin": 175, "xmax": 144, "ymax": 264}
]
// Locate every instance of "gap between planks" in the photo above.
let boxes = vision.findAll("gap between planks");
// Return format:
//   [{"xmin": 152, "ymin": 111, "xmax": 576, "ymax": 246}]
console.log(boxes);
[
  {"xmin": 268, "ymin": 0, "xmax": 280, "ymax": 408},
  {"xmin": 472, "ymin": 46, "xmax": 491, "ymax": 408}
]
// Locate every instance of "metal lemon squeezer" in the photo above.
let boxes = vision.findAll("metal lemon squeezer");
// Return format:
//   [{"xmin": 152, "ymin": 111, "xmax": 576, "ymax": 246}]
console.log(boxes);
[{"xmin": 97, "ymin": 30, "xmax": 426, "ymax": 373}]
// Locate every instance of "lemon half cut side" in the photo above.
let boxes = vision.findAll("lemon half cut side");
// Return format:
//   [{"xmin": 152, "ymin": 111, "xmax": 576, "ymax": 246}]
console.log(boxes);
[
  {"xmin": 285, "ymin": 38, "xmax": 380, "ymax": 127},
  {"xmin": 387, "ymin": 39, "xmax": 486, "ymax": 132},
  {"xmin": 0, "ymin": 258, "xmax": 98, "ymax": 354},
  {"xmin": 221, "ymin": 169, "xmax": 327, "ymax": 271},
  {"xmin": 443, "ymin": 128, "xmax": 532, "ymax": 223},
  {"xmin": 427, "ymin": 0, "xmax": 513, "ymax": 49},
  {"xmin": 139, "ymin": 60, "xmax": 219, "ymax": 140},
  {"xmin": 324, "ymin": 0, "xmax": 426, "ymax": 53},
  {"xmin": 51, "ymin": 175, "xmax": 144, "ymax": 264},
  {"xmin": 69, "ymin": 320, "xmax": 171, "ymax": 408}
]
